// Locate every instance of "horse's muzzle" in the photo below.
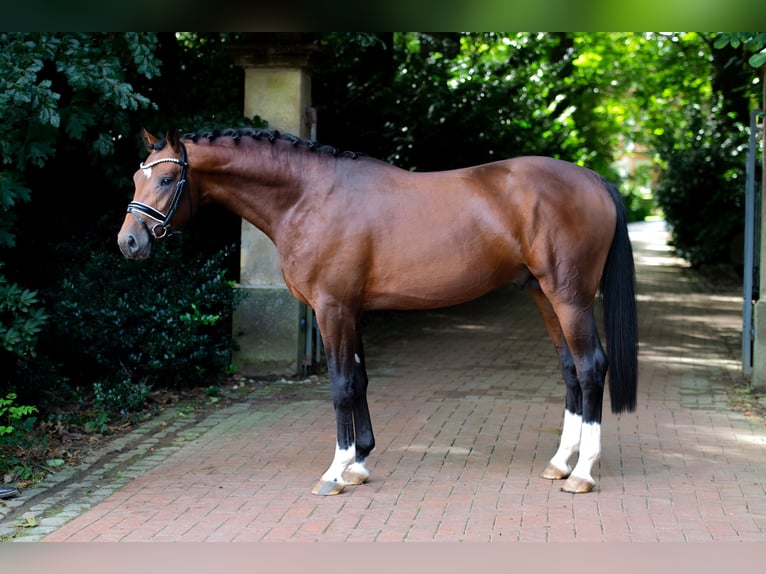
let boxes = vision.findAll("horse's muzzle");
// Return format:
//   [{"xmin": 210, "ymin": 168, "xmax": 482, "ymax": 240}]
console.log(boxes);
[{"xmin": 118, "ymin": 225, "xmax": 152, "ymax": 259}]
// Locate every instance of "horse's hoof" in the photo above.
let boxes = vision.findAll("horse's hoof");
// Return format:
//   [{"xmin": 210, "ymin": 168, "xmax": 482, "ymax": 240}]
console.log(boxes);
[
  {"xmin": 560, "ymin": 475, "xmax": 595, "ymax": 493},
  {"xmin": 311, "ymin": 479, "xmax": 345, "ymax": 496},
  {"xmin": 342, "ymin": 463, "xmax": 370, "ymax": 485},
  {"xmin": 540, "ymin": 463, "xmax": 570, "ymax": 480}
]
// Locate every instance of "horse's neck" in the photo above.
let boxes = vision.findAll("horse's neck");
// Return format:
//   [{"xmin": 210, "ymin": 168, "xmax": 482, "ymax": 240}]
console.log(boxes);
[{"xmin": 194, "ymin": 142, "xmax": 314, "ymax": 241}]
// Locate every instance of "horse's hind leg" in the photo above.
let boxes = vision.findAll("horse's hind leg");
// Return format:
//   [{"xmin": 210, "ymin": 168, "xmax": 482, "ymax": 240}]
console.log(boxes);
[
  {"xmin": 557, "ymin": 306, "xmax": 608, "ymax": 493},
  {"xmin": 529, "ymin": 290, "xmax": 582, "ymax": 479},
  {"xmin": 529, "ymin": 290, "xmax": 607, "ymax": 493},
  {"xmin": 542, "ymin": 343, "xmax": 583, "ymax": 480}
]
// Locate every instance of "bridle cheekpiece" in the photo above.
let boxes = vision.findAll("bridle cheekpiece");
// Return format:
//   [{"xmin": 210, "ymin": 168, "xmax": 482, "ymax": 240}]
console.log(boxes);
[{"xmin": 126, "ymin": 142, "xmax": 190, "ymax": 239}]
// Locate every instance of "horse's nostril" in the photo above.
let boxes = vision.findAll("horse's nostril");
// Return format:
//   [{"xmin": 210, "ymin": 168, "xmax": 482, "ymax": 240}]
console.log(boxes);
[{"xmin": 118, "ymin": 231, "xmax": 146, "ymax": 259}]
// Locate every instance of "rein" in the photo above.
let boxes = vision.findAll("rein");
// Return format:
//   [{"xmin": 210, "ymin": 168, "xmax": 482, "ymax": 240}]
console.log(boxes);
[{"xmin": 126, "ymin": 142, "xmax": 190, "ymax": 239}]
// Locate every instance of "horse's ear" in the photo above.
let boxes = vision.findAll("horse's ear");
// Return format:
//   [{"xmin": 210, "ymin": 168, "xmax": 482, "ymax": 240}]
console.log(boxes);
[
  {"xmin": 141, "ymin": 128, "xmax": 160, "ymax": 152},
  {"xmin": 165, "ymin": 129, "xmax": 180, "ymax": 152}
]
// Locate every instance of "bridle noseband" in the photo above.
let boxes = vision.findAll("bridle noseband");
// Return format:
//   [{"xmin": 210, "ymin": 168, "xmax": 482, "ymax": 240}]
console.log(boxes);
[{"xmin": 126, "ymin": 142, "xmax": 190, "ymax": 239}]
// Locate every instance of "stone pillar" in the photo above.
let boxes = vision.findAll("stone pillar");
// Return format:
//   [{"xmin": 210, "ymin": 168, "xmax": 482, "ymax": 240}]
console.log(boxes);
[
  {"xmin": 751, "ymin": 66, "xmax": 766, "ymax": 391},
  {"xmin": 229, "ymin": 36, "xmax": 317, "ymax": 376}
]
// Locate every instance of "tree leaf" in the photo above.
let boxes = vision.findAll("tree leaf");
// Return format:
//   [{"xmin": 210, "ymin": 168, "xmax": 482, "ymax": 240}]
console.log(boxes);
[{"xmin": 749, "ymin": 50, "xmax": 766, "ymax": 69}]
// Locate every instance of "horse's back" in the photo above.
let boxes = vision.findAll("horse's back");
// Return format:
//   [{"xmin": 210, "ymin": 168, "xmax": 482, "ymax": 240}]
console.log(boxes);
[
  {"xmin": 285, "ymin": 155, "xmax": 617, "ymax": 312},
  {"xmin": 358, "ymin": 156, "xmax": 614, "ymax": 309}
]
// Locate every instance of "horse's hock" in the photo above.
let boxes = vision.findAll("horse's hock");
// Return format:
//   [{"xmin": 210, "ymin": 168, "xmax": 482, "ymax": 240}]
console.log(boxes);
[{"xmin": 230, "ymin": 36, "xmax": 319, "ymax": 376}]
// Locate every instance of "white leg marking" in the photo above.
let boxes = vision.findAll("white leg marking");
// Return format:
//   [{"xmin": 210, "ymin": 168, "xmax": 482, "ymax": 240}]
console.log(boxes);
[
  {"xmin": 569, "ymin": 422, "xmax": 601, "ymax": 484},
  {"xmin": 320, "ymin": 443, "xmax": 356, "ymax": 485},
  {"xmin": 342, "ymin": 458, "xmax": 371, "ymax": 484},
  {"xmin": 549, "ymin": 410, "xmax": 582, "ymax": 474}
]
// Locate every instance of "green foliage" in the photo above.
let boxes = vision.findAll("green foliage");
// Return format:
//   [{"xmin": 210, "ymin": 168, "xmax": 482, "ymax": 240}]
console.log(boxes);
[
  {"xmin": 653, "ymin": 101, "xmax": 746, "ymax": 266},
  {"xmin": 0, "ymin": 33, "xmax": 160, "ymax": 393},
  {"xmin": 0, "ymin": 392, "xmax": 38, "ymax": 437},
  {"xmin": 1, "ymin": 262, "xmax": 48, "ymax": 389},
  {"xmin": 0, "ymin": 392, "xmax": 40, "ymax": 480},
  {"xmin": 84, "ymin": 411, "xmax": 110, "ymax": 435},
  {"xmin": 620, "ymin": 173, "xmax": 655, "ymax": 223},
  {"xmin": 43, "ymin": 242, "xmax": 239, "ymax": 390},
  {"xmin": 315, "ymin": 33, "xmax": 613, "ymax": 172},
  {"xmin": 714, "ymin": 33, "xmax": 766, "ymax": 68},
  {"xmin": 314, "ymin": 32, "xmax": 654, "ymax": 211},
  {"xmin": 93, "ymin": 377, "xmax": 151, "ymax": 417},
  {"xmin": 0, "ymin": 264, "xmax": 47, "ymax": 357},
  {"xmin": 645, "ymin": 32, "xmax": 757, "ymax": 267},
  {"xmin": 138, "ymin": 32, "xmax": 263, "ymax": 133},
  {"xmin": 0, "ymin": 173, "xmax": 31, "ymax": 249},
  {"xmin": 0, "ymin": 32, "xmax": 160, "ymax": 242}
]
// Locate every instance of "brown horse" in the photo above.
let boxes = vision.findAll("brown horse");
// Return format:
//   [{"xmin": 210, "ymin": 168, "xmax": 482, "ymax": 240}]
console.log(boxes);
[{"xmin": 118, "ymin": 128, "xmax": 637, "ymax": 495}]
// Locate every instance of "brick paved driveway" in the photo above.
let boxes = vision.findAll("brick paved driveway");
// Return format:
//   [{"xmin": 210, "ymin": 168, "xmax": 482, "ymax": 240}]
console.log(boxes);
[{"xmin": 5, "ymin": 221, "xmax": 766, "ymax": 541}]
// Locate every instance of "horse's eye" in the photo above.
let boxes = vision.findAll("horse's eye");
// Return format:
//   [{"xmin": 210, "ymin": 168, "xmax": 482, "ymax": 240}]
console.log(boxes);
[{"xmin": 159, "ymin": 176, "xmax": 174, "ymax": 187}]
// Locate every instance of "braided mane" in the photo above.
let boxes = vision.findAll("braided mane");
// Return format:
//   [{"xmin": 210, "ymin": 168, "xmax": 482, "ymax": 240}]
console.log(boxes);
[{"xmin": 147, "ymin": 128, "xmax": 363, "ymax": 160}]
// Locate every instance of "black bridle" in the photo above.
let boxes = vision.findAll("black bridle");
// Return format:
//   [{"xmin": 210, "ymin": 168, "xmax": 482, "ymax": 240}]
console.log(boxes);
[{"xmin": 126, "ymin": 142, "xmax": 190, "ymax": 239}]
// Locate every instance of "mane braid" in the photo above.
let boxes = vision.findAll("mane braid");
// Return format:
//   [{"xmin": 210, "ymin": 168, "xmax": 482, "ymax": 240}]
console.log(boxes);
[{"xmin": 180, "ymin": 128, "xmax": 363, "ymax": 160}]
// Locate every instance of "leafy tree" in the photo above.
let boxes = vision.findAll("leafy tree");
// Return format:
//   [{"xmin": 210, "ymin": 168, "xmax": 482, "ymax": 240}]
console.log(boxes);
[
  {"xmin": 648, "ymin": 33, "xmax": 758, "ymax": 266},
  {"xmin": 714, "ymin": 33, "xmax": 766, "ymax": 68},
  {"xmin": 653, "ymin": 97, "xmax": 747, "ymax": 266},
  {"xmin": 0, "ymin": 33, "xmax": 160, "ymax": 244},
  {"xmin": 144, "ymin": 32, "xmax": 259, "ymax": 132},
  {"xmin": 1, "ymin": 33, "xmax": 259, "ymax": 412},
  {"xmin": 0, "ymin": 32, "xmax": 160, "ymax": 390},
  {"xmin": 314, "ymin": 33, "xmax": 620, "ymax": 175},
  {"xmin": 570, "ymin": 32, "xmax": 760, "ymax": 266}
]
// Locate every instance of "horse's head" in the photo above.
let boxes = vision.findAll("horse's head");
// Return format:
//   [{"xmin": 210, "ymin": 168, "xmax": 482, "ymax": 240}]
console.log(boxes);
[{"xmin": 117, "ymin": 128, "xmax": 194, "ymax": 259}]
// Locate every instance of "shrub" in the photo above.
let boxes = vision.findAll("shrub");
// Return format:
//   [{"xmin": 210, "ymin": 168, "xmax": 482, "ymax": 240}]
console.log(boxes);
[
  {"xmin": 0, "ymin": 392, "xmax": 40, "ymax": 480},
  {"xmin": 93, "ymin": 377, "xmax": 152, "ymax": 416},
  {"xmin": 0, "ymin": 263, "xmax": 48, "ymax": 390},
  {"xmin": 42, "ymin": 241, "xmax": 239, "ymax": 391},
  {"xmin": 0, "ymin": 274, "xmax": 47, "ymax": 357},
  {"xmin": 0, "ymin": 392, "xmax": 38, "ymax": 438},
  {"xmin": 653, "ymin": 102, "xmax": 745, "ymax": 267}
]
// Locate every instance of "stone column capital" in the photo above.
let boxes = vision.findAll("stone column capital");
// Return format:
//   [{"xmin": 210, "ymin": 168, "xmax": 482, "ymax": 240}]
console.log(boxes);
[{"xmin": 228, "ymin": 34, "xmax": 320, "ymax": 70}]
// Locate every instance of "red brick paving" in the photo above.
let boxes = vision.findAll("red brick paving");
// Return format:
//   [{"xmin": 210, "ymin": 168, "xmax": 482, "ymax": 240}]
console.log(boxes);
[{"xmin": 41, "ymin": 221, "xmax": 766, "ymax": 541}]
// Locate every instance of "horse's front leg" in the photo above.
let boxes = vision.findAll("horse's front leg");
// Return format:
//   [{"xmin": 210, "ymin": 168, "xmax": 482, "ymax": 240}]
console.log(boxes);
[
  {"xmin": 311, "ymin": 310, "xmax": 374, "ymax": 496},
  {"xmin": 342, "ymin": 326, "xmax": 375, "ymax": 485}
]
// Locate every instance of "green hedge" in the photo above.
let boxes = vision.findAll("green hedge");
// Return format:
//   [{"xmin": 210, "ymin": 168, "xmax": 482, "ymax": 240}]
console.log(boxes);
[
  {"xmin": 42, "ymin": 241, "xmax": 239, "ymax": 394},
  {"xmin": 653, "ymin": 102, "xmax": 745, "ymax": 267}
]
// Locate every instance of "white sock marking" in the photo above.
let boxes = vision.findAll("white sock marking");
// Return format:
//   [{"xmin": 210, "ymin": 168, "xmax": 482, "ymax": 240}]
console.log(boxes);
[
  {"xmin": 320, "ymin": 443, "xmax": 356, "ymax": 484},
  {"xmin": 569, "ymin": 422, "xmax": 601, "ymax": 483},
  {"xmin": 549, "ymin": 410, "xmax": 582, "ymax": 473}
]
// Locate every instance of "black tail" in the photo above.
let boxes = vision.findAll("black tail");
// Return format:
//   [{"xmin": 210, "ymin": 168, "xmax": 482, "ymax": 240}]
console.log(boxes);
[{"xmin": 601, "ymin": 181, "xmax": 638, "ymax": 414}]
